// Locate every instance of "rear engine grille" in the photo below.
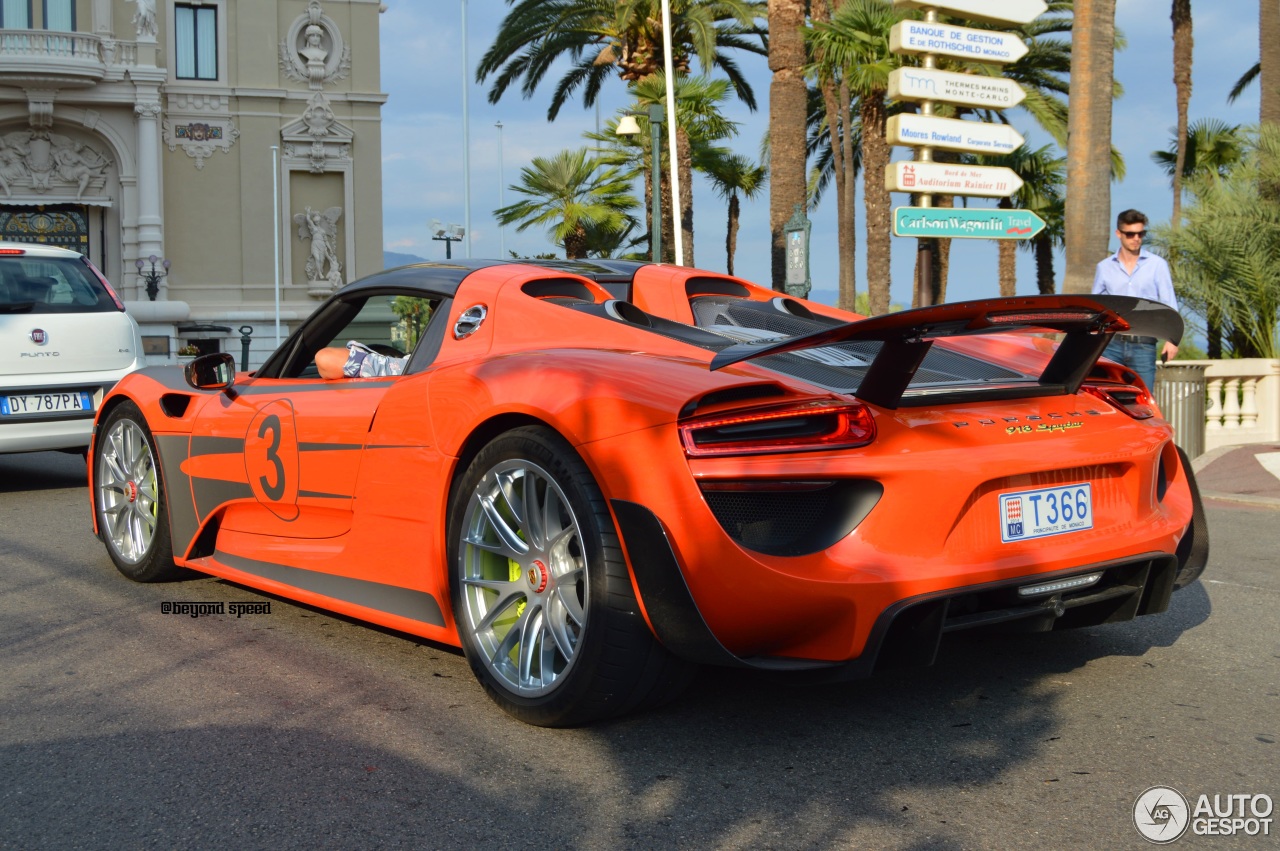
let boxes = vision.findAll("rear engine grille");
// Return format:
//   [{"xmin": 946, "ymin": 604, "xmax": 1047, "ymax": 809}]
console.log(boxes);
[{"xmin": 689, "ymin": 297, "xmax": 1027, "ymax": 394}]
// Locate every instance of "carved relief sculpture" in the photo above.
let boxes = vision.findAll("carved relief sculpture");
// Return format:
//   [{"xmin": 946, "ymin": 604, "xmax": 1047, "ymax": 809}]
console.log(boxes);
[
  {"xmin": 280, "ymin": 92, "xmax": 354, "ymax": 174},
  {"xmin": 0, "ymin": 131, "xmax": 111, "ymax": 200},
  {"xmin": 294, "ymin": 206, "xmax": 343, "ymax": 292},
  {"xmin": 279, "ymin": 1, "xmax": 351, "ymax": 90}
]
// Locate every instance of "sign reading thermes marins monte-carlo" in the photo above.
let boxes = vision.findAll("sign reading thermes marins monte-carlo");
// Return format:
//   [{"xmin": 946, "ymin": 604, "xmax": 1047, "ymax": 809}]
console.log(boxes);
[{"xmin": 888, "ymin": 67, "xmax": 1025, "ymax": 109}]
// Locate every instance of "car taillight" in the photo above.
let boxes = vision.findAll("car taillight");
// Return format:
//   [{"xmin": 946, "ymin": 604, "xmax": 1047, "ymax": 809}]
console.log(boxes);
[
  {"xmin": 0, "ymin": 247, "xmax": 25, "ymax": 255},
  {"xmin": 679, "ymin": 400, "xmax": 875, "ymax": 457},
  {"xmin": 81, "ymin": 257, "xmax": 126, "ymax": 311},
  {"xmin": 1082, "ymin": 384, "xmax": 1156, "ymax": 419}
]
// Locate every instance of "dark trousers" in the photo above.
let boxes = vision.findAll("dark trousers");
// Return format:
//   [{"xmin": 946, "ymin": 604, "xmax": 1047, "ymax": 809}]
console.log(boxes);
[{"xmin": 1101, "ymin": 336, "xmax": 1157, "ymax": 390}]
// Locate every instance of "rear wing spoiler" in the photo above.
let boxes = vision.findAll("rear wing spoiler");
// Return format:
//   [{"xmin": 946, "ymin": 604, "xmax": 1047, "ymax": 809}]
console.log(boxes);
[{"xmin": 709, "ymin": 295, "xmax": 1183, "ymax": 410}]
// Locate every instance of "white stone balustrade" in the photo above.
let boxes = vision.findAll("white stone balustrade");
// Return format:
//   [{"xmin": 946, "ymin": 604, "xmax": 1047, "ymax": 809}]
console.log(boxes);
[{"xmin": 1173, "ymin": 359, "xmax": 1280, "ymax": 452}]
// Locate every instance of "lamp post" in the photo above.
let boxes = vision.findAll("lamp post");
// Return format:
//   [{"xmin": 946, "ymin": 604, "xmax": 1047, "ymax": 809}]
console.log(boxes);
[
  {"xmin": 495, "ymin": 120, "xmax": 505, "ymax": 257},
  {"xmin": 616, "ymin": 103, "xmax": 664, "ymax": 263},
  {"xmin": 430, "ymin": 219, "xmax": 466, "ymax": 260},
  {"xmin": 136, "ymin": 255, "xmax": 170, "ymax": 301}
]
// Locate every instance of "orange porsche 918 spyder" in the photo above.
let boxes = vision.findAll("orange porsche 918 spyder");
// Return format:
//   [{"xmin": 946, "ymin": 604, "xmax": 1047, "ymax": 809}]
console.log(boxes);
[{"xmin": 87, "ymin": 260, "xmax": 1208, "ymax": 726}]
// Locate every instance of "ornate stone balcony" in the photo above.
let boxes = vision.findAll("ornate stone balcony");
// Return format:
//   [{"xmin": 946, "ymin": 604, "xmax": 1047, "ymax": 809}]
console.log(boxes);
[{"xmin": 0, "ymin": 30, "xmax": 134, "ymax": 88}]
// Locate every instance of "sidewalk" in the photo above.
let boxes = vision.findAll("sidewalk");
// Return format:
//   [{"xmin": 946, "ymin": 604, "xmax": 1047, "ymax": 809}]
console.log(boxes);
[{"xmin": 1191, "ymin": 443, "xmax": 1280, "ymax": 509}]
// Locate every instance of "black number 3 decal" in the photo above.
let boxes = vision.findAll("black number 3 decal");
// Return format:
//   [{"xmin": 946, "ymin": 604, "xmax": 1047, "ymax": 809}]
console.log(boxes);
[
  {"xmin": 257, "ymin": 414, "xmax": 285, "ymax": 500},
  {"xmin": 246, "ymin": 400, "xmax": 299, "ymax": 520}
]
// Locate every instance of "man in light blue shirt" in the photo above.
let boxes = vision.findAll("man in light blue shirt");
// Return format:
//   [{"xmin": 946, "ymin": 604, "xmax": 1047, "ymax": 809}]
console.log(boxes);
[{"xmin": 1091, "ymin": 209, "xmax": 1179, "ymax": 389}]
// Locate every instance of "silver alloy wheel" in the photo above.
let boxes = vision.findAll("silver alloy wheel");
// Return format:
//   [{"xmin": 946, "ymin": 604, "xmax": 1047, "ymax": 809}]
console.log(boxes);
[
  {"xmin": 459, "ymin": 458, "xmax": 588, "ymax": 697},
  {"xmin": 96, "ymin": 417, "xmax": 160, "ymax": 563}
]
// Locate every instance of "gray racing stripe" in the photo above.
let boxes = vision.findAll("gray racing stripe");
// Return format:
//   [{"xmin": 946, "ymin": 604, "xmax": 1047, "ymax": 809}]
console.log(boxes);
[{"xmin": 214, "ymin": 549, "xmax": 445, "ymax": 627}]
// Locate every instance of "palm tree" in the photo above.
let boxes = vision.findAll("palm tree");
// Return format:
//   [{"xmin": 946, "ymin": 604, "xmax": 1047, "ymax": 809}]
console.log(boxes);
[
  {"xmin": 1151, "ymin": 118, "xmax": 1245, "ymax": 184},
  {"xmin": 1263, "ymin": 0, "xmax": 1280, "ymax": 125},
  {"xmin": 806, "ymin": 0, "xmax": 905, "ymax": 316},
  {"xmin": 804, "ymin": 82, "xmax": 861, "ymax": 310},
  {"xmin": 477, "ymin": 0, "xmax": 767, "ymax": 120},
  {"xmin": 768, "ymin": 0, "xmax": 808, "ymax": 290},
  {"xmin": 1062, "ymin": 0, "xmax": 1118, "ymax": 294},
  {"xmin": 974, "ymin": 145, "xmax": 1066, "ymax": 296},
  {"xmin": 698, "ymin": 149, "xmax": 768, "ymax": 275},
  {"xmin": 807, "ymin": 0, "xmax": 857, "ymax": 310},
  {"xmin": 1171, "ymin": 0, "xmax": 1193, "ymax": 223},
  {"xmin": 493, "ymin": 148, "xmax": 638, "ymax": 259},
  {"xmin": 1155, "ymin": 124, "xmax": 1280, "ymax": 359},
  {"xmin": 629, "ymin": 73, "xmax": 738, "ymax": 265}
]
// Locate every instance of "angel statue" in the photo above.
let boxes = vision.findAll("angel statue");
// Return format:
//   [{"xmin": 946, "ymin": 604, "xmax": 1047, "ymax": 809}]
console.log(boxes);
[
  {"xmin": 294, "ymin": 206, "xmax": 343, "ymax": 288},
  {"xmin": 130, "ymin": 0, "xmax": 158, "ymax": 38}
]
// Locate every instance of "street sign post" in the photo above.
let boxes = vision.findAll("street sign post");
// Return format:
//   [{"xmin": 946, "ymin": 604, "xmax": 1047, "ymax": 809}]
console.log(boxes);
[
  {"xmin": 884, "ymin": 162, "xmax": 1023, "ymax": 197},
  {"xmin": 887, "ymin": 113, "xmax": 1025, "ymax": 155},
  {"xmin": 893, "ymin": 206, "xmax": 1046, "ymax": 240},
  {"xmin": 889, "ymin": 20, "xmax": 1029, "ymax": 64},
  {"xmin": 893, "ymin": 0, "xmax": 1047, "ymax": 25},
  {"xmin": 888, "ymin": 67, "xmax": 1025, "ymax": 109}
]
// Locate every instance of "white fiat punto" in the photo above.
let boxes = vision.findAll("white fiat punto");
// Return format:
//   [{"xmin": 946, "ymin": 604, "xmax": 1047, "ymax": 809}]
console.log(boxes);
[{"xmin": 0, "ymin": 242, "xmax": 144, "ymax": 454}]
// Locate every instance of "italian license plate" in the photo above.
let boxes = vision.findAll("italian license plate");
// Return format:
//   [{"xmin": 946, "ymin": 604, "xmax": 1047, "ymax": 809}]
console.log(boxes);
[
  {"xmin": 999, "ymin": 483, "xmax": 1093, "ymax": 543},
  {"xmin": 0, "ymin": 391, "xmax": 93, "ymax": 416}
]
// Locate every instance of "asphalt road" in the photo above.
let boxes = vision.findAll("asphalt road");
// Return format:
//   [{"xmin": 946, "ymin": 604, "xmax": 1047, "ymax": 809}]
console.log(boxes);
[{"xmin": 1, "ymin": 451, "xmax": 1276, "ymax": 850}]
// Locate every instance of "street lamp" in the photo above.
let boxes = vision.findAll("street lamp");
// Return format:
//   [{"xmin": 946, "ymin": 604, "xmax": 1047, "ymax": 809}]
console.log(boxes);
[
  {"xmin": 616, "ymin": 104, "xmax": 664, "ymax": 263},
  {"xmin": 430, "ymin": 219, "xmax": 466, "ymax": 260},
  {"xmin": 135, "ymin": 255, "xmax": 170, "ymax": 301},
  {"xmin": 495, "ymin": 120, "xmax": 505, "ymax": 257}
]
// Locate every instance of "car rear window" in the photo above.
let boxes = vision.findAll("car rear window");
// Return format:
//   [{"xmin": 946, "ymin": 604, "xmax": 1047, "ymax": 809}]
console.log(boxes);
[{"xmin": 0, "ymin": 256, "xmax": 118, "ymax": 314}]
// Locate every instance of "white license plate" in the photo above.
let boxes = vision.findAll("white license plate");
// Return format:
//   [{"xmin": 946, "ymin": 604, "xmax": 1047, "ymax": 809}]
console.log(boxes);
[
  {"xmin": 999, "ymin": 483, "xmax": 1093, "ymax": 543},
  {"xmin": 0, "ymin": 391, "xmax": 93, "ymax": 416}
]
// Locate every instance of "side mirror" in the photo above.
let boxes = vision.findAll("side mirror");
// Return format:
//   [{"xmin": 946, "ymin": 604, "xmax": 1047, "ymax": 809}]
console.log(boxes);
[{"xmin": 184, "ymin": 352, "xmax": 237, "ymax": 393}]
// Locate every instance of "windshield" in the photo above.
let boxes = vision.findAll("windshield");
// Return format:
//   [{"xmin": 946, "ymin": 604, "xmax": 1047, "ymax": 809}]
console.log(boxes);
[{"xmin": 0, "ymin": 255, "xmax": 119, "ymax": 314}]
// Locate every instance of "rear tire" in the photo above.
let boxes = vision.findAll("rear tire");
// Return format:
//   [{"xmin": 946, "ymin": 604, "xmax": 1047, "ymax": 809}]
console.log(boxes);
[
  {"xmin": 94, "ymin": 402, "xmax": 179, "ymax": 582},
  {"xmin": 447, "ymin": 425, "xmax": 690, "ymax": 726}
]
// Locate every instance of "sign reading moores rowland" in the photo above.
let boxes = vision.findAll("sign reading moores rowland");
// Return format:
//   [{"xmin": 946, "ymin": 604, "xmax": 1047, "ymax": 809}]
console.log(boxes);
[
  {"xmin": 888, "ymin": 67, "xmax": 1025, "ymax": 109},
  {"xmin": 893, "ymin": 207, "xmax": 1046, "ymax": 239},
  {"xmin": 884, "ymin": 162, "xmax": 1023, "ymax": 197},
  {"xmin": 889, "ymin": 21, "xmax": 1030, "ymax": 64},
  {"xmin": 887, "ymin": 113, "xmax": 1025, "ymax": 155}
]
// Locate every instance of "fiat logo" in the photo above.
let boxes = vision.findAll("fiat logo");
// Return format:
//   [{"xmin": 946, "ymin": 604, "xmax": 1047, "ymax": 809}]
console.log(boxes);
[{"xmin": 30, "ymin": 329, "xmax": 47, "ymax": 345}]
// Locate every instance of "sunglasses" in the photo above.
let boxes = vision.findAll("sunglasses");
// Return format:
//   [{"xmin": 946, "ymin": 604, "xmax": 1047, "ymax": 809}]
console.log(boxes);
[{"xmin": 1119, "ymin": 230, "xmax": 1147, "ymax": 239}]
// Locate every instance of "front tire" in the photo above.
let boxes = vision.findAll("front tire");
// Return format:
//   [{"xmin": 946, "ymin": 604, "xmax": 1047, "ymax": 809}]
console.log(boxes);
[
  {"xmin": 448, "ymin": 426, "xmax": 689, "ymax": 726},
  {"xmin": 94, "ymin": 402, "xmax": 179, "ymax": 582}
]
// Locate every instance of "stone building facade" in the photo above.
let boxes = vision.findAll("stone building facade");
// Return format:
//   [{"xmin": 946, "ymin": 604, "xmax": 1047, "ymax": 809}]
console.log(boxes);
[{"xmin": 0, "ymin": 0, "xmax": 385, "ymax": 366}]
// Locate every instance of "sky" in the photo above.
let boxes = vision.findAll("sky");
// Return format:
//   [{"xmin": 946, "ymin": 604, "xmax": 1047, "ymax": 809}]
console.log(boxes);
[{"xmin": 377, "ymin": 0, "xmax": 1262, "ymax": 308}]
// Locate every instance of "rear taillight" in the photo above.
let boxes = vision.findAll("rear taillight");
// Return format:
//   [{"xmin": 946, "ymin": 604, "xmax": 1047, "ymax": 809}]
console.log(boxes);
[
  {"xmin": 679, "ymin": 400, "xmax": 875, "ymax": 457},
  {"xmin": 81, "ymin": 257, "xmax": 125, "ymax": 311},
  {"xmin": 1082, "ymin": 384, "xmax": 1156, "ymax": 419},
  {"xmin": 0, "ymin": 247, "xmax": 25, "ymax": 255}
]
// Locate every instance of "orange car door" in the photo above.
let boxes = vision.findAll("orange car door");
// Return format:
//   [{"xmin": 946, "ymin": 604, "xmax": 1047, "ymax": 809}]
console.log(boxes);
[{"xmin": 182, "ymin": 375, "xmax": 392, "ymax": 539}]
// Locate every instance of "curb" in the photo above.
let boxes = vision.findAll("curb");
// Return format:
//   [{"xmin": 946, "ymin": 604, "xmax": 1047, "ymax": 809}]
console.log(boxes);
[
  {"xmin": 1199, "ymin": 490, "xmax": 1280, "ymax": 510},
  {"xmin": 1190, "ymin": 444, "xmax": 1280, "ymax": 509}
]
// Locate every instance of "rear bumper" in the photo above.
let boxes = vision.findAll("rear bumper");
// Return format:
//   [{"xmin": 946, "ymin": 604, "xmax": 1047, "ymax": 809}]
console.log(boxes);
[
  {"xmin": 0, "ymin": 379, "xmax": 129, "ymax": 453},
  {"xmin": 615, "ymin": 497, "xmax": 1185, "ymax": 676}
]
